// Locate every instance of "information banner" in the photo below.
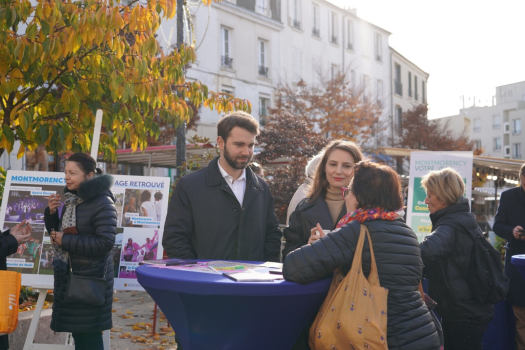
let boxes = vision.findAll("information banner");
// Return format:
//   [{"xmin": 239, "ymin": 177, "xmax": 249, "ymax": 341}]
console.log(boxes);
[
  {"xmin": 0, "ymin": 171, "xmax": 170, "ymax": 291},
  {"xmin": 406, "ymin": 151, "xmax": 473, "ymax": 242}
]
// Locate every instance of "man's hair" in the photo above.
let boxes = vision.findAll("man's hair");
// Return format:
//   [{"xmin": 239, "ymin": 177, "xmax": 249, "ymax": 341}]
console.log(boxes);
[
  {"xmin": 351, "ymin": 161, "xmax": 403, "ymax": 211},
  {"xmin": 420, "ymin": 167, "xmax": 465, "ymax": 206},
  {"xmin": 520, "ymin": 163, "xmax": 525, "ymax": 177},
  {"xmin": 154, "ymin": 192, "xmax": 163, "ymax": 200},
  {"xmin": 217, "ymin": 111, "xmax": 259, "ymax": 141}
]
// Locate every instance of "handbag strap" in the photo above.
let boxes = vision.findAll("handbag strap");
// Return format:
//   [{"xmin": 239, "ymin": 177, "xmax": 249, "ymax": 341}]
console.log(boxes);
[
  {"xmin": 350, "ymin": 224, "xmax": 381, "ymax": 286},
  {"xmin": 68, "ymin": 253, "xmax": 109, "ymax": 278}
]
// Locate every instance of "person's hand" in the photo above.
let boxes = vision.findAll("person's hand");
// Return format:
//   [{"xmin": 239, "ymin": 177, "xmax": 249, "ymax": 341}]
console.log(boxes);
[
  {"xmin": 50, "ymin": 230, "xmax": 64, "ymax": 246},
  {"xmin": 10, "ymin": 220, "xmax": 32, "ymax": 246},
  {"xmin": 308, "ymin": 223, "xmax": 326, "ymax": 245},
  {"xmin": 513, "ymin": 226, "xmax": 525, "ymax": 240},
  {"xmin": 48, "ymin": 194, "xmax": 61, "ymax": 215}
]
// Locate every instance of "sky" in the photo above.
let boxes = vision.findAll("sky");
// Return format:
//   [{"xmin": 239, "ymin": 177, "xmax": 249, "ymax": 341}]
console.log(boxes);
[{"xmin": 328, "ymin": 0, "xmax": 525, "ymax": 119}]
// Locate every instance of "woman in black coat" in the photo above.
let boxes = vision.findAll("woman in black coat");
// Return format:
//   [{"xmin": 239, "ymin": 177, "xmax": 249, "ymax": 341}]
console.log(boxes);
[
  {"xmin": 420, "ymin": 167, "xmax": 494, "ymax": 350},
  {"xmin": 0, "ymin": 221, "xmax": 32, "ymax": 350},
  {"xmin": 283, "ymin": 140, "xmax": 364, "ymax": 258},
  {"xmin": 284, "ymin": 161, "xmax": 440, "ymax": 350},
  {"xmin": 44, "ymin": 153, "xmax": 117, "ymax": 350}
]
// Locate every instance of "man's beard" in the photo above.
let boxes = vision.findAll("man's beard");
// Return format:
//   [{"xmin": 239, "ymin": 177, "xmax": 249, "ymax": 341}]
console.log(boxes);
[{"xmin": 223, "ymin": 145, "xmax": 251, "ymax": 170}]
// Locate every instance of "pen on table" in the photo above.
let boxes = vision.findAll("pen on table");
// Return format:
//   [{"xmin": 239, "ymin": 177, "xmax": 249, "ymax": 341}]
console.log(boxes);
[{"xmin": 208, "ymin": 266, "xmax": 220, "ymax": 273}]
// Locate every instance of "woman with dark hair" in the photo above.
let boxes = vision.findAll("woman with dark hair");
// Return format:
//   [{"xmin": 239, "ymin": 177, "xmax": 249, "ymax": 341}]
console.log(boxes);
[
  {"xmin": 44, "ymin": 153, "xmax": 117, "ymax": 350},
  {"xmin": 420, "ymin": 167, "xmax": 494, "ymax": 349},
  {"xmin": 283, "ymin": 140, "xmax": 364, "ymax": 258},
  {"xmin": 284, "ymin": 161, "xmax": 441, "ymax": 350},
  {"xmin": 123, "ymin": 195, "xmax": 138, "ymax": 227}
]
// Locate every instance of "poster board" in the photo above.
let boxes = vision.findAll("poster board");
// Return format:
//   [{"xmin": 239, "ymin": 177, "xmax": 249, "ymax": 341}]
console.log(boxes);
[
  {"xmin": 0, "ymin": 170, "xmax": 170, "ymax": 291},
  {"xmin": 406, "ymin": 151, "xmax": 473, "ymax": 242}
]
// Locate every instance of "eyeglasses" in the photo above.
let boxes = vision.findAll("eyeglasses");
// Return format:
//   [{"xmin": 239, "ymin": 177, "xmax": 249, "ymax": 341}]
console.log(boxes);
[{"xmin": 341, "ymin": 187, "xmax": 350, "ymax": 200}]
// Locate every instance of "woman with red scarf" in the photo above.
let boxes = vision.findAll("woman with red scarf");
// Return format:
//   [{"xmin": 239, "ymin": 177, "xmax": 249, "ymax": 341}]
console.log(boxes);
[{"xmin": 283, "ymin": 161, "xmax": 441, "ymax": 350}]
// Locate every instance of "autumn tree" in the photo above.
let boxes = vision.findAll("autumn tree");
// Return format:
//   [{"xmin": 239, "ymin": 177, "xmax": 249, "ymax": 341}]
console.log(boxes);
[
  {"xmin": 0, "ymin": 0, "xmax": 249, "ymax": 160},
  {"xmin": 395, "ymin": 104, "xmax": 473, "ymax": 151},
  {"xmin": 273, "ymin": 69, "xmax": 383, "ymax": 144},
  {"xmin": 255, "ymin": 112, "xmax": 327, "ymax": 223}
]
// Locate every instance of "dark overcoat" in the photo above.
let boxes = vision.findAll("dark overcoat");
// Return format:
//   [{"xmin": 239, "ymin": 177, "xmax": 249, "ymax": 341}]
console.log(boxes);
[
  {"xmin": 283, "ymin": 196, "xmax": 346, "ymax": 258},
  {"xmin": 44, "ymin": 174, "xmax": 117, "ymax": 333},
  {"xmin": 162, "ymin": 157, "xmax": 282, "ymax": 262},
  {"xmin": 493, "ymin": 186, "xmax": 525, "ymax": 307},
  {"xmin": 283, "ymin": 219, "xmax": 441, "ymax": 350},
  {"xmin": 420, "ymin": 199, "xmax": 495, "ymax": 322},
  {"xmin": 0, "ymin": 230, "xmax": 18, "ymax": 350}
]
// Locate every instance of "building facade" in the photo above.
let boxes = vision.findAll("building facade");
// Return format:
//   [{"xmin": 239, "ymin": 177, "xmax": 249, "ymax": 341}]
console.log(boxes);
[
  {"xmin": 439, "ymin": 81, "xmax": 525, "ymax": 160},
  {"xmin": 156, "ymin": 0, "xmax": 426, "ymax": 146}
]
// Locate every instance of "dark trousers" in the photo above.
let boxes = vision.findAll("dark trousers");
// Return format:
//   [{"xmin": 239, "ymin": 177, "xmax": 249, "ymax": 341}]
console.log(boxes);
[
  {"xmin": 72, "ymin": 332, "xmax": 103, "ymax": 350},
  {"xmin": 0, "ymin": 335, "xmax": 8, "ymax": 350},
  {"xmin": 442, "ymin": 319, "xmax": 488, "ymax": 350}
]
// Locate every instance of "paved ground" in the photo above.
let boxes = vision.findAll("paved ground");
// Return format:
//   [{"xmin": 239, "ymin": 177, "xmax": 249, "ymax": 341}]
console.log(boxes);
[{"xmin": 110, "ymin": 290, "xmax": 177, "ymax": 350}]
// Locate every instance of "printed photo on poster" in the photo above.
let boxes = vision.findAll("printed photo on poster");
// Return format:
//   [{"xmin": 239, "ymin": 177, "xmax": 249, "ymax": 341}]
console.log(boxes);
[
  {"xmin": 119, "ymin": 228, "xmax": 160, "ymax": 278},
  {"xmin": 5, "ymin": 222, "xmax": 45, "ymax": 273},
  {"xmin": 121, "ymin": 189, "xmax": 162, "ymax": 228}
]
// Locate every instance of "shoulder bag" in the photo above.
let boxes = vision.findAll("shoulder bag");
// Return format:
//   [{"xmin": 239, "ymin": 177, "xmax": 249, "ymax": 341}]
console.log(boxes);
[
  {"xmin": 63, "ymin": 255, "xmax": 108, "ymax": 306},
  {"xmin": 309, "ymin": 224, "xmax": 389, "ymax": 350}
]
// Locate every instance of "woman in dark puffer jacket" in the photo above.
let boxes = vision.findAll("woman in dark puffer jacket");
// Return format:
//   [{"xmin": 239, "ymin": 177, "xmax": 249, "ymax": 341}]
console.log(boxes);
[
  {"xmin": 44, "ymin": 153, "xmax": 117, "ymax": 350},
  {"xmin": 420, "ymin": 167, "xmax": 494, "ymax": 350},
  {"xmin": 284, "ymin": 161, "xmax": 440, "ymax": 350}
]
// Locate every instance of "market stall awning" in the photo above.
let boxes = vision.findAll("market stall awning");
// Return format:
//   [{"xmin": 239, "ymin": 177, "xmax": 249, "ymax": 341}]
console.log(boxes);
[
  {"xmin": 98, "ymin": 143, "xmax": 217, "ymax": 170},
  {"xmin": 378, "ymin": 147, "xmax": 524, "ymax": 177}
]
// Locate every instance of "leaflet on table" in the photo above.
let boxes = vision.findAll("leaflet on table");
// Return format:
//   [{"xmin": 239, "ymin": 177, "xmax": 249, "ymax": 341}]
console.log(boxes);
[
  {"xmin": 0, "ymin": 170, "xmax": 171, "ymax": 291},
  {"xmin": 222, "ymin": 271, "xmax": 284, "ymax": 282},
  {"xmin": 150, "ymin": 261, "xmax": 266, "ymax": 274}
]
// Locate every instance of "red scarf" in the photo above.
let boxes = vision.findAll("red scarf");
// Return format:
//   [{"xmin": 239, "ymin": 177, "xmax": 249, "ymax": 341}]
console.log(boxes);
[{"xmin": 335, "ymin": 207, "xmax": 403, "ymax": 229}]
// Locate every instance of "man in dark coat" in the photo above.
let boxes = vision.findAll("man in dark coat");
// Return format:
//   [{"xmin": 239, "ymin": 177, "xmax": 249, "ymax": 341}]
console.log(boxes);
[
  {"xmin": 493, "ymin": 163, "xmax": 525, "ymax": 350},
  {"xmin": 162, "ymin": 111, "xmax": 282, "ymax": 262},
  {"xmin": 0, "ymin": 220, "xmax": 32, "ymax": 350}
]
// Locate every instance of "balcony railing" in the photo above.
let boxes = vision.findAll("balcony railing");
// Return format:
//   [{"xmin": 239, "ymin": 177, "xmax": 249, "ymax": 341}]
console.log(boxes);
[
  {"xmin": 292, "ymin": 19, "xmax": 301, "ymax": 30},
  {"xmin": 258, "ymin": 66, "xmax": 269, "ymax": 77},
  {"xmin": 394, "ymin": 80, "xmax": 402, "ymax": 96},
  {"xmin": 221, "ymin": 55, "xmax": 233, "ymax": 69},
  {"xmin": 331, "ymin": 35, "xmax": 338, "ymax": 45},
  {"xmin": 312, "ymin": 28, "xmax": 320, "ymax": 37}
]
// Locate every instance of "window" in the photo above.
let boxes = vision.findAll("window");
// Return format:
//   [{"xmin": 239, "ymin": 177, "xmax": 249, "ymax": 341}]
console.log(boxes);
[
  {"xmin": 394, "ymin": 64, "xmax": 402, "ymax": 96},
  {"xmin": 374, "ymin": 33, "xmax": 382, "ymax": 62},
  {"xmin": 513, "ymin": 119, "xmax": 521, "ymax": 134},
  {"xmin": 292, "ymin": 48, "xmax": 302, "ymax": 83},
  {"xmin": 220, "ymin": 27, "xmax": 232, "ymax": 68},
  {"xmin": 408, "ymin": 72, "xmax": 412, "ymax": 97},
  {"xmin": 414, "ymin": 76, "xmax": 418, "ymax": 100},
  {"xmin": 258, "ymin": 40, "xmax": 268, "ymax": 77},
  {"xmin": 346, "ymin": 19, "xmax": 354, "ymax": 50},
  {"xmin": 422, "ymin": 81, "xmax": 426, "ymax": 104},
  {"xmin": 292, "ymin": 0, "xmax": 301, "ymax": 29},
  {"xmin": 363, "ymin": 75, "xmax": 370, "ymax": 102},
  {"xmin": 493, "ymin": 137, "xmax": 502, "ymax": 151},
  {"xmin": 255, "ymin": 0, "xmax": 270, "ymax": 16},
  {"xmin": 350, "ymin": 70, "xmax": 355, "ymax": 91},
  {"xmin": 311, "ymin": 4, "xmax": 320, "ymax": 37},
  {"xmin": 259, "ymin": 97, "xmax": 270, "ymax": 126},
  {"xmin": 376, "ymin": 80, "xmax": 383, "ymax": 107},
  {"xmin": 473, "ymin": 140, "xmax": 482, "ymax": 150},
  {"xmin": 395, "ymin": 106, "xmax": 402, "ymax": 130},
  {"xmin": 513, "ymin": 143, "xmax": 521, "ymax": 159},
  {"xmin": 492, "ymin": 115, "xmax": 501, "ymax": 129},
  {"xmin": 504, "ymin": 146, "xmax": 510, "ymax": 157},
  {"xmin": 473, "ymin": 118, "xmax": 481, "ymax": 132},
  {"xmin": 331, "ymin": 64, "xmax": 339, "ymax": 80},
  {"xmin": 330, "ymin": 12, "xmax": 338, "ymax": 44}
]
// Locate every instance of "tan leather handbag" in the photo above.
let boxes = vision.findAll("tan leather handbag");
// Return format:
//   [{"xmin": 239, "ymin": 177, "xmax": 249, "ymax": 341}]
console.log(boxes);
[{"xmin": 309, "ymin": 225, "xmax": 388, "ymax": 350}]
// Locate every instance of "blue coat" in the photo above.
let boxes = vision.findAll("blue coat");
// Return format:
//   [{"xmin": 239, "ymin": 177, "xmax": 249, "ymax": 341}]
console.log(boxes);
[
  {"xmin": 493, "ymin": 186, "xmax": 525, "ymax": 307},
  {"xmin": 162, "ymin": 157, "xmax": 282, "ymax": 262}
]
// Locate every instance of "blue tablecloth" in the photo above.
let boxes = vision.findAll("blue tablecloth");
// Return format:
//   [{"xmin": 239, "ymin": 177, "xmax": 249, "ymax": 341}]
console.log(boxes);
[
  {"xmin": 136, "ymin": 261, "xmax": 331, "ymax": 350},
  {"xmin": 511, "ymin": 254, "xmax": 525, "ymax": 280}
]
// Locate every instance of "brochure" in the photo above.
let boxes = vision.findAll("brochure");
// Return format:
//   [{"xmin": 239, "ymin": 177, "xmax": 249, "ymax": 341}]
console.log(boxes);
[{"xmin": 222, "ymin": 271, "xmax": 283, "ymax": 282}]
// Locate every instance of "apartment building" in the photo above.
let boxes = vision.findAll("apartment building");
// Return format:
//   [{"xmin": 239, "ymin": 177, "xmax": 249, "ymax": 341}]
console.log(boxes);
[
  {"xmin": 390, "ymin": 48, "xmax": 429, "ymax": 142},
  {"xmin": 156, "ymin": 0, "xmax": 425, "ymax": 145},
  {"xmin": 441, "ymin": 81, "xmax": 525, "ymax": 160}
]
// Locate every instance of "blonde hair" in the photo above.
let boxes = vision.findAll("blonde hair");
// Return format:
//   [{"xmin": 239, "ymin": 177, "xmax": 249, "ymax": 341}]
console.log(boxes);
[{"xmin": 420, "ymin": 167, "xmax": 465, "ymax": 206}]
